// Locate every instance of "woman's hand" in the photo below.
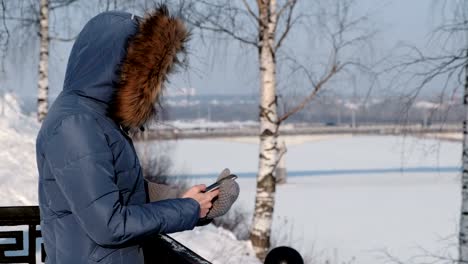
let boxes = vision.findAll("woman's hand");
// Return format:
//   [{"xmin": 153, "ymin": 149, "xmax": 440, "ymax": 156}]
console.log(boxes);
[{"xmin": 182, "ymin": 185, "xmax": 220, "ymax": 218}]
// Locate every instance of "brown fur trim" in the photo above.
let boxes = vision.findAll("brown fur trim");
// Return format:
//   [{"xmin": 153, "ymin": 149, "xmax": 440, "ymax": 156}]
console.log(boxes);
[{"xmin": 110, "ymin": 5, "xmax": 188, "ymax": 129}]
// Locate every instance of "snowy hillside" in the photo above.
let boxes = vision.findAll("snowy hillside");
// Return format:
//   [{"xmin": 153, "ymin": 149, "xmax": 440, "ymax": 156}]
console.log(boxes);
[{"xmin": 0, "ymin": 93, "xmax": 39, "ymax": 205}]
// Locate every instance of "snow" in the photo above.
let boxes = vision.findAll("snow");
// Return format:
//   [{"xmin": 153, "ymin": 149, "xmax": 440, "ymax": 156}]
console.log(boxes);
[
  {"xmin": 172, "ymin": 225, "xmax": 260, "ymax": 264},
  {"xmin": 0, "ymin": 93, "xmax": 39, "ymax": 205},
  {"xmin": 168, "ymin": 136, "xmax": 461, "ymax": 263},
  {"xmin": 151, "ymin": 119, "xmax": 258, "ymax": 130},
  {"xmin": 414, "ymin": 101, "xmax": 444, "ymax": 109}
]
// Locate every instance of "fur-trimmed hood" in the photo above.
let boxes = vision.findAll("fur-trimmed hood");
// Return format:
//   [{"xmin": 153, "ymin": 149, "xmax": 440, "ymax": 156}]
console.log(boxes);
[{"xmin": 63, "ymin": 5, "xmax": 188, "ymax": 129}]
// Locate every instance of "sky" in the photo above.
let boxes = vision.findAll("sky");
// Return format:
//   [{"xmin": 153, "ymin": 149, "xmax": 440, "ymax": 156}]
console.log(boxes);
[{"xmin": 0, "ymin": 0, "xmax": 462, "ymax": 99}]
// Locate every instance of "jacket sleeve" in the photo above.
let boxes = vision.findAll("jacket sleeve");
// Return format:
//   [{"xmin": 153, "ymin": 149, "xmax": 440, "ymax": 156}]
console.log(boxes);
[{"xmin": 43, "ymin": 114, "xmax": 200, "ymax": 247}]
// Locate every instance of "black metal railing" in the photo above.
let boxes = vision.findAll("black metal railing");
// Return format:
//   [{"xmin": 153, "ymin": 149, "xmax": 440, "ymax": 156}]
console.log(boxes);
[
  {"xmin": 0, "ymin": 206, "xmax": 210, "ymax": 264},
  {"xmin": 0, "ymin": 206, "xmax": 44, "ymax": 264}
]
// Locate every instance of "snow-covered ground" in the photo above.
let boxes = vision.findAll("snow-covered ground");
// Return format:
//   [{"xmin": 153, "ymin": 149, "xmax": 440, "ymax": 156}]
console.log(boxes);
[
  {"xmin": 167, "ymin": 136, "xmax": 461, "ymax": 263},
  {"xmin": 173, "ymin": 225, "xmax": 260, "ymax": 264},
  {"xmin": 150, "ymin": 119, "xmax": 258, "ymax": 130}
]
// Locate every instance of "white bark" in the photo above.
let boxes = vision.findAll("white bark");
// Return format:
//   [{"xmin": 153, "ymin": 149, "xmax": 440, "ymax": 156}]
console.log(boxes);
[
  {"xmin": 250, "ymin": 0, "xmax": 279, "ymax": 259},
  {"xmin": 37, "ymin": 0, "xmax": 49, "ymax": 122},
  {"xmin": 0, "ymin": 93, "xmax": 4, "ymax": 116},
  {"xmin": 276, "ymin": 140, "xmax": 287, "ymax": 184},
  {"xmin": 459, "ymin": 47, "xmax": 468, "ymax": 262}
]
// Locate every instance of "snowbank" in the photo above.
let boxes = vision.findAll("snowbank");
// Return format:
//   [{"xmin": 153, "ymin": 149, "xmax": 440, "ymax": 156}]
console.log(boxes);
[
  {"xmin": 173, "ymin": 225, "xmax": 260, "ymax": 264},
  {"xmin": 0, "ymin": 93, "xmax": 39, "ymax": 205}
]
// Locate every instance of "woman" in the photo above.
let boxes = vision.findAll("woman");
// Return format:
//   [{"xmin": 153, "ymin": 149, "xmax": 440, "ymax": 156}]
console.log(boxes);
[{"xmin": 36, "ymin": 6, "xmax": 236, "ymax": 264}]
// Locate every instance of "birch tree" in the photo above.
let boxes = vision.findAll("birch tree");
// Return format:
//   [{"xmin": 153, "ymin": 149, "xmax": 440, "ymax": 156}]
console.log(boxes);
[
  {"xmin": 385, "ymin": 0, "xmax": 467, "ymax": 260},
  {"xmin": 37, "ymin": 0, "xmax": 49, "ymax": 122},
  {"xmin": 0, "ymin": 0, "xmax": 82, "ymax": 122},
  {"xmin": 462, "ymin": 37, "xmax": 468, "ymax": 263},
  {"xmin": 179, "ymin": 0, "xmax": 374, "ymax": 259},
  {"xmin": 453, "ymin": 1, "xmax": 468, "ymax": 260}
]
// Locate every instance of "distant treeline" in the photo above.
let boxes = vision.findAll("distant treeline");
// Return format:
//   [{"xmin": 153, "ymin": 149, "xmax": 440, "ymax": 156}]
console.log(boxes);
[
  {"xmin": 161, "ymin": 95, "xmax": 462, "ymax": 125},
  {"xmin": 18, "ymin": 94, "xmax": 462, "ymax": 125}
]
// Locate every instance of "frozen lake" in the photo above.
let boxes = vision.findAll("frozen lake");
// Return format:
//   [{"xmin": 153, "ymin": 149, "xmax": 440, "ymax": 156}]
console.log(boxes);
[{"xmin": 158, "ymin": 135, "xmax": 461, "ymax": 263}]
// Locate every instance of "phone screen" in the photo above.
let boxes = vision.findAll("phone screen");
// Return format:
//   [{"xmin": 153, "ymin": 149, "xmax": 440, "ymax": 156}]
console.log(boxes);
[
  {"xmin": 205, "ymin": 174, "xmax": 238, "ymax": 192},
  {"xmin": 205, "ymin": 182, "xmax": 221, "ymax": 192}
]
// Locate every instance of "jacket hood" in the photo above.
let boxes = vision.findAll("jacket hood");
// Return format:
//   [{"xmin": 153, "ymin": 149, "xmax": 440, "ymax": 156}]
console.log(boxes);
[{"xmin": 63, "ymin": 6, "xmax": 188, "ymax": 129}]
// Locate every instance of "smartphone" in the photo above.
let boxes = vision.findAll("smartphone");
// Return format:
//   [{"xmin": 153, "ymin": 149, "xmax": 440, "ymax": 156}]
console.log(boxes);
[{"xmin": 205, "ymin": 174, "xmax": 238, "ymax": 192}]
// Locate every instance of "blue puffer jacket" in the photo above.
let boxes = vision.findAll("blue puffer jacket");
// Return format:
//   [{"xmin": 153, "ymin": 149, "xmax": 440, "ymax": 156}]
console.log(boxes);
[{"xmin": 36, "ymin": 7, "xmax": 199, "ymax": 264}]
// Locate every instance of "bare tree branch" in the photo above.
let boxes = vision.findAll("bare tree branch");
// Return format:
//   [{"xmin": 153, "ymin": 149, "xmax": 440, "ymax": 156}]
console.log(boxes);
[
  {"xmin": 276, "ymin": 0, "xmax": 294, "ymax": 19},
  {"xmin": 0, "ymin": 0, "xmax": 9, "ymax": 72},
  {"xmin": 278, "ymin": 63, "xmax": 340, "ymax": 123},
  {"xmin": 181, "ymin": 0, "xmax": 259, "ymax": 47},
  {"xmin": 241, "ymin": 0, "xmax": 259, "ymax": 22},
  {"xmin": 192, "ymin": 21, "xmax": 259, "ymax": 47},
  {"xmin": 50, "ymin": 0, "xmax": 79, "ymax": 10},
  {"xmin": 49, "ymin": 35, "xmax": 77, "ymax": 42},
  {"xmin": 275, "ymin": 0, "xmax": 297, "ymax": 51},
  {"xmin": 2, "ymin": 16, "xmax": 37, "ymax": 23},
  {"xmin": 277, "ymin": 0, "xmax": 375, "ymax": 123}
]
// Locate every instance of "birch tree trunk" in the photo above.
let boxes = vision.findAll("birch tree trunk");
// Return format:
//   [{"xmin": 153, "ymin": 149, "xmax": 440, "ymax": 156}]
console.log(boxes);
[
  {"xmin": 250, "ymin": 0, "xmax": 279, "ymax": 259},
  {"xmin": 276, "ymin": 140, "xmax": 287, "ymax": 184},
  {"xmin": 37, "ymin": 0, "xmax": 49, "ymax": 122},
  {"xmin": 459, "ymin": 47, "xmax": 468, "ymax": 262}
]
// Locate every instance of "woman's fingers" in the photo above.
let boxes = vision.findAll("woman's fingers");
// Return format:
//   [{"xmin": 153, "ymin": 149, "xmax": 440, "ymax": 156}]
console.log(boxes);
[
  {"xmin": 200, "ymin": 208, "xmax": 208, "ymax": 217},
  {"xmin": 201, "ymin": 201, "xmax": 213, "ymax": 210},
  {"xmin": 181, "ymin": 184, "xmax": 206, "ymax": 199},
  {"xmin": 183, "ymin": 184, "xmax": 220, "ymax": 217},
  {"xmin": 209, "ymin": 189, "xmax": 220, "ymax": 199},
  {"xmin": 199, "ymin": 200, "xmax": 214, "ymax": 217},
  {"xmin": 201, "ymin": 190, "xmax": 219, "ymax": 204},
  {"xmin": 196, "ymin": 184, "xmax": 207, "ymax": 192},
  {"xmin": 200, "ymin": 202, "xmax": 212, "ymax": 217},
  {"xmin": 190, "ymin": 184, "xmax": 206, "ymax": 193}
]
